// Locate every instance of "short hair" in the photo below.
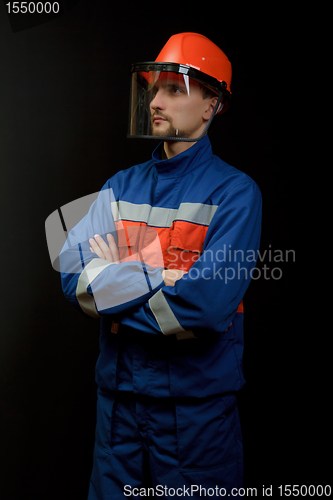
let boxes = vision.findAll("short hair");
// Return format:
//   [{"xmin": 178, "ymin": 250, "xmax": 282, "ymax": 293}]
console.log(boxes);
[{"xmin": 199, "ymin": 84, "xmax": 219, "ymax": 100}]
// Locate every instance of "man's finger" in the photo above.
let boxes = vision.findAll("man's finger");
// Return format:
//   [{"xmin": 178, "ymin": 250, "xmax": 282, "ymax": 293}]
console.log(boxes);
[
  {"xmin": 89, "ymin": 236, "xmax": 105, "ymax": 259},
  {"xmin": 90, "ymin": 234, "xmax": 114, "ymax": 262},
  {"xmin": 162, "ymin": 269, "xmax": 187, "ymax": 286},
  {"xmin": 107, "ymin": 233, "xmax": 120, "ymax": 262}
]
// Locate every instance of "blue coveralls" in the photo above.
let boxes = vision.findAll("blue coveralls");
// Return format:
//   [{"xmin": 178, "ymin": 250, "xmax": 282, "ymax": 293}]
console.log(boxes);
[{"xmin": 60, "ymin": 135, "xmax": 262, "ymax": 498}]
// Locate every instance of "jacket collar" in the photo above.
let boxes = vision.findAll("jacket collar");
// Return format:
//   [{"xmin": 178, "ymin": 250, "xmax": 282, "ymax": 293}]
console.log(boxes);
[{"xmin": 151, "ymin": 135, "xmax": 213, "ymax": 178}]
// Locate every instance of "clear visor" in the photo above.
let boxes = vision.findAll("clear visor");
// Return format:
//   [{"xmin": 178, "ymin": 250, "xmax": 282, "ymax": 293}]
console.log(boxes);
[{"xmin": 128, "ymin": 67, "xmax": 222, "ymax": 142}]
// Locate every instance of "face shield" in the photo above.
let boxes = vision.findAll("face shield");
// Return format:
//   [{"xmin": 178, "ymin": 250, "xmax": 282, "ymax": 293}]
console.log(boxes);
[{"xmin": 128, "ymin": 62, "xmax": 227, "ymax": 142}]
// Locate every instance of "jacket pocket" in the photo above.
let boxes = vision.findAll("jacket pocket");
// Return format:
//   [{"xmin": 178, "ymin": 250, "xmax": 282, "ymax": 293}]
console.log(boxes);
[{"xmin": 166, "ymin": 221, "xmax": 208, "ymax": 271}]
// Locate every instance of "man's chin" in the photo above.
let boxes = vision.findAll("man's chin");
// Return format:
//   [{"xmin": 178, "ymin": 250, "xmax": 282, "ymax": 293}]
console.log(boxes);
[{"xmin": 151, "ymin": 124, "xmax": 179, "ymax": 138}]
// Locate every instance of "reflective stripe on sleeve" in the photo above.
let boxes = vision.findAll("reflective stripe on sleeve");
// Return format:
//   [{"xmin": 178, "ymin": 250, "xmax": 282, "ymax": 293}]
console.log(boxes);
[
  {"xmin": 76, "ymin": 258, "xmax": 115, "ymax": 318},
  {"xmin": 148, "ymin": 289, "xmax": 196, "ymax": 339}
]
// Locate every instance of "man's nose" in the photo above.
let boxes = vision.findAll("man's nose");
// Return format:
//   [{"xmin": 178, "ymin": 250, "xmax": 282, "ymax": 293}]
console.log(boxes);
[{"xmin": 150, "ymin": 89, "xmax": 165, "ymax": 110}]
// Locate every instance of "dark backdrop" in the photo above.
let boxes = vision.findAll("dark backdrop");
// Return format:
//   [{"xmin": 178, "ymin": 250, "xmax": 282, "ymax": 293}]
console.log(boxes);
[{"xmin": 0, "ymin": 2, "xmax": 324, "ymax": 499}]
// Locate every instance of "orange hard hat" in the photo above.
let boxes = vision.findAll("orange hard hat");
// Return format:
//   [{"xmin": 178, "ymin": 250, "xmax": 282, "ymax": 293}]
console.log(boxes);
[{"xmin": 155, "ymin": 32, "xmax": 232, "ymax": 94}]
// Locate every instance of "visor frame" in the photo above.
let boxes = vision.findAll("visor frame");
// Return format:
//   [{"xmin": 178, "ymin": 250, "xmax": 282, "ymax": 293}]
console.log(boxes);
[{"xmin": 131, "ymin": 61, "xmax": 230, "ymax": 98}]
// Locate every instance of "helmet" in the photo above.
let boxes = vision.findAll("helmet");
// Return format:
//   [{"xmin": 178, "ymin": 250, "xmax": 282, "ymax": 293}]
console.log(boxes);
[
  {"xmin": 128, "ymin": 33, "xmax": 232, "ymax": 142},
  {"xmin": 156, "ymin": 32, "xmax": 232, "ymax": 93}
]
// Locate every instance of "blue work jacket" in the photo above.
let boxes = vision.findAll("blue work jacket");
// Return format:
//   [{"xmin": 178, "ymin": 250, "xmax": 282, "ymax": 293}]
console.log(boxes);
[{"xmin": 60, "ymin": 135, "xmax": 262, "ymax": 398}]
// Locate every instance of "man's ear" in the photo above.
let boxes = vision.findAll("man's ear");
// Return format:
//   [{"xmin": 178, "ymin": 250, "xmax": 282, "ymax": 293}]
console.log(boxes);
[{"xmin": 203, "ymin": 96, "xmax": 224, "ymax": 120}]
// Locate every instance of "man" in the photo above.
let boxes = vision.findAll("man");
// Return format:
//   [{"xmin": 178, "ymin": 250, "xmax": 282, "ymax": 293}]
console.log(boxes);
[{"xmin": 59, "ymin": 33, "xmax": 262, "ymax": 498}]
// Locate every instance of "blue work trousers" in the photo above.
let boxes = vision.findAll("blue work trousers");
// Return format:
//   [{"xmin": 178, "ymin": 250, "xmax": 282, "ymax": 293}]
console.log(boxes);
[{"xmin": 88, "ymin": 392, "xmax": 243, "ymax": 499}]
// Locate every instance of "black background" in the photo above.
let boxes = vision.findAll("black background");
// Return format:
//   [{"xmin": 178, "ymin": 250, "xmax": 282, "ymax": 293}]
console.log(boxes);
[{"xmin": 0, "ymin": 1, "xmax": 323, "ymax": 499}]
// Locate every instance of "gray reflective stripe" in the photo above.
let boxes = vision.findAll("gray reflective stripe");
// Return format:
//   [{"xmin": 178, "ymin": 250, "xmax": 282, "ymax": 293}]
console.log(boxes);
[
  {"xmin": 76, "ymin": 258, "xmax": 115, "ymax": 318},
  {"xmin": 176, "ymin": 202, "xmax": 218, "ymax": 226},
  {"xmin": 111, "ymin": 201, "xmax": 151, "ymax": 223},
  {"xmin": 149, "ymin": 289, "xmax": 196, "ymax": 339},
  {"xmin": 111, "ymin": 201, "xmax": 218, "ymax": 227},
  {"xmin": 149, "ymin": 206, "xmax": 176, "ymax": 227}
]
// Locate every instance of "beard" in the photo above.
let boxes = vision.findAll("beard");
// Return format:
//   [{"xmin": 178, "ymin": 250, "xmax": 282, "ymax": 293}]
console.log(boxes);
[{"xmin": 151, "ymin": 114, "xmax": 185, "ymax": 139}]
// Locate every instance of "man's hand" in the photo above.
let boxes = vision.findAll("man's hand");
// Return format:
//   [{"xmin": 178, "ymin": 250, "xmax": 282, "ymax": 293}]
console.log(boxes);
[
  {"xmin": 89, "ymin": 235, "xmax": 187, "ymax": 287},
  {"xmin": 89, "ymin": 234, "xmax": 120, "ymax": 263},
  {"xmin": 162, "ymin": 269, "xmax": 187, "ymax": 286}
]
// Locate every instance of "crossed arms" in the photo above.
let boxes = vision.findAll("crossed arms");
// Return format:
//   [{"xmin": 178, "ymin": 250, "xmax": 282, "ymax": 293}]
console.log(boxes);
[{"xmin": 89, "ymin": 233, "xmax": 186, "ymax": 287}]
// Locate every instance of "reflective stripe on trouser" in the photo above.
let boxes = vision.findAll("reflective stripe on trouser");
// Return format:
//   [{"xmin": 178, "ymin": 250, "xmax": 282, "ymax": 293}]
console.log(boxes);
[{"xmin": 88, "ymin": 392, "xmax": 243, "ymax": 499}]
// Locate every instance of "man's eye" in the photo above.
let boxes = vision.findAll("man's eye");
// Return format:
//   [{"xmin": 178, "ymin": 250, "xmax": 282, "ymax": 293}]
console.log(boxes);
[{"xmin": 171, "ymin": 86, "xmax": 182, "ymax": 94}]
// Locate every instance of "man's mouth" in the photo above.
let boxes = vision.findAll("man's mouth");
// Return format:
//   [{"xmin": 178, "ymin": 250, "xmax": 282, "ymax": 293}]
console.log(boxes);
[{"xmin": 152, "ymin": 115, "xmax": 168, "ymax": 123}]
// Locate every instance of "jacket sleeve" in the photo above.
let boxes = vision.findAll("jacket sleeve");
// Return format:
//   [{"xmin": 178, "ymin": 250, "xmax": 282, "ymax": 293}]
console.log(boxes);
[
  {"xmin": 119, "ymin": 180, "xmax": 262, "ymax": 338},
  {"xmin": 59, "ymin": 185, "xmax": 164, "ymax": 318}
]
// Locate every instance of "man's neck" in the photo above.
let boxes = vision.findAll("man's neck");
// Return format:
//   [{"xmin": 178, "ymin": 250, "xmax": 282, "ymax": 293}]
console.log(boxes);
[{"xmin": 163, "ymin": 140, "xmax": 196, "ymax": 159}]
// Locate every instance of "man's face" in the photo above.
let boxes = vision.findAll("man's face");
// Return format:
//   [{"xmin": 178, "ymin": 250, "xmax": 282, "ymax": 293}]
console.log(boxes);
[{"xmin": 149, "ymin": 74, "xmax": 212, "ymax": 139}]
